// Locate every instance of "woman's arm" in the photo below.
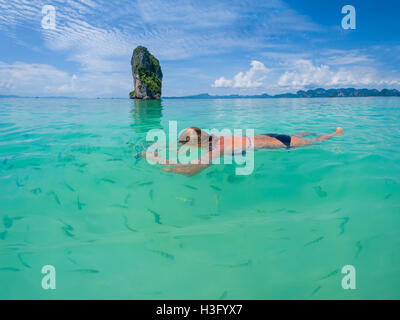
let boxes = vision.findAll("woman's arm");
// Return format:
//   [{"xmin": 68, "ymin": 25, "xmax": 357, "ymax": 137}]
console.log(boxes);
[
  {"xmin": 142, "ymin": 142, "xmax": 174, "ymax": 165},
  {"xmin": 161, "ymin": 163, "xmax": 212, "ymax": 177},
  {"xmin": 162, "ymin": 141, "xmax": 223, "ymax": 176}
]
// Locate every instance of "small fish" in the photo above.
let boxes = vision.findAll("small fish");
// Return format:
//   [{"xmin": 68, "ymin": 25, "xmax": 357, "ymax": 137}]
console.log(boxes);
[
  {"xmin": 338, "ymin": 217, "xmax": 350, "ymax": 235},
  {"xmin": 206, "ymin": 169, "xmax": 219, "ymax": 177},
  {"xmin": 74, "ymin": 162, "xmax": 87, "ymax": 168},
  {"xmin": 17, "ymin": 253, "xmax": 32, "ymax": 269},
  {"xmin": 63, "ymin": 228, "xmax": 74, "ymax": 238},
  {"xmin": 215, "ymin": 194, "xmax": 220, "ymax": 210},
  {"xmin": 138, "ymin": 181, "xmax": 153, "ymax": 187},
  {"xmin": 384, "ymin": 193, "xmax": 392, "ymax": 200},
  {"xmin": 199, "ymin": 212, "xmax": 219, "ymax": 220},
  {"xmin": 123, "ymin": 216, "xmax": 137, "ymax": 233},
  {"xmin": 124, "ymin": 193, "xmax": 131, "ymax": 205},
  {"xmin": 0, "ymin": 230, "xmax": 7, "ymax": 240},
  {"xmin": 72, "ymin": 269, "xmax": 99, "ymax": 274},
  {"xmin": 49, "ymin": 191, "xmax": 61, "ymax": 205},
  {"xmin": 103, "ymin": 152, "xmax": 114, "ymax": 157},
  {"xmin": 184, "ymin": 184, "xmax": 198, "ymax": 190},
  {"xmin": 210, "ymin": 185, "xmax": 222, "ymax": 191},
  {"xmin": 311, "ymin": 285, "xmax": 322, "ymax": 296},
  {"xmin": 331, "ymin": 208, "xmax": 342, "ymax": 214},
  {"xmin": 314, "ymin": 186, "xmax": 327, "ymax": 198},
  {"xmin": 218, "ymin": 260, "xmax": 252, "ymax": 269},
  {"xmin": 150, "ymin": 250, "xmax": 175, "ymax": 261},
  {"xmin": 106, "ymin": 158, "xmax": 122, "ymax": 162},
  {"xmin": 30, "ymin": 188, "xmax": 42, "ymax": 195},
  {"xmin": 16, "ymin": 178, "xmax": 26, "ymax": 187},
  {"xmin": 3, "ymin": 215, "xmax": 13, "ymax": 229},
  {"xmin": 355, "ymin": 240, "xmax": 363, "ymax": 258},
  {"xmin": 385, "ymin": 178, "xmax": 397, "ymax": 186},
  {"xmin": 59, "ymin": 220, "xmax": 74, "ymax": 238},
  {"xmin": 218, "ymin": 291, "xmax": 228, "ymax": 300},
  {"xmin": 64, "ymin": 182, "xmax": 75, "ymax": 192},
  {"xmin": 149, "ymin": 189, "xmax": 154, "ymax": 201},
  {"xmin": 134, "ymin": 156, "xmax": 142, "ymax": 165},
  {"xmin": 304, "ymin": 236, "xmax": 324, "ymax": 247},
  {"xmin": 176, "ymin": 197, "xmax": 194, "ymax": 206},
  {"xmin": 0, "ymin": 267, "xmax": 20, "ymax": 272},
  {"xmin": 227, "ymin": 174, "xmax": 245, "ymax": 184},
  {"xmin": 101, "ymin": 178, "xmax": 116, "ymax": 184},
  {"xmin": 148, "ymin": 209, "xmax": 162, "ymax": 224},
  {"xmin": 319, "ymin": 269, "xmax": 339, "ymax": 280},
  {"xmin": 59, "ymin": 220, "xmax": 72, "ymax": 230},
  {"xmin": 58, "ymin": 153, "xmax": 75, "ymax": 162},
  {"xmin": 77, "ymin": 196, "xmax": 86, "ymax": 210},
  {"xmin": 111, "ymin": 204, "xmax": 128, "ymax": 209},
  {"xmin": 127, "ymin": 181, "xmax": 139, "ymax": 188}
]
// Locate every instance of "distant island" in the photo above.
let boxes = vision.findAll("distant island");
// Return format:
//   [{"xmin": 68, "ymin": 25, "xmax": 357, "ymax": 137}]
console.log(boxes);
[
  {"xmin": 2, "ymin": 88, "xmax": 400, "ymax": 100},
  {"xmin": 165, "ymin": 88, "xmax": 400, "ymax": 99},
  {"xmin": 0, "ymin": 95, "xmax": 19, "ymax": 98}
]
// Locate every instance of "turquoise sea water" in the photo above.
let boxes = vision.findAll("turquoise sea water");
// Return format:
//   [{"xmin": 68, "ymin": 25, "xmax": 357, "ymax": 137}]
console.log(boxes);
[{"xmin": 0, "ymin": 97, "xmax": 399, "ymax": 299}]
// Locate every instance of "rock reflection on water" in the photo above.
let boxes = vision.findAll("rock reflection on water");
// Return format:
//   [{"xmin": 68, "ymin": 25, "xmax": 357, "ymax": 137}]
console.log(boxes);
[{"xmin": 130, "ymin": 99, "xmax": 163, "ymax": 133}]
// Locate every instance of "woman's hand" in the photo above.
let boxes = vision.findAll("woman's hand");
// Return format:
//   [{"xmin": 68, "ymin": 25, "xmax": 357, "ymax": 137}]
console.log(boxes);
[
  {"xmin": 142, "ymin": 151, "xmax": 171, "ymax": 165},
  {"xmin": 161, "ymin": 163, "xmax": 210, "ymax": 177}
]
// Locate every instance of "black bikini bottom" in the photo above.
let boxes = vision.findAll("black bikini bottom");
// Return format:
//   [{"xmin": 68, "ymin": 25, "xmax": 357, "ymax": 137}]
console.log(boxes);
[{"xmin": 263, "ymin": 133, "xmax": 291, "ymax": 149}]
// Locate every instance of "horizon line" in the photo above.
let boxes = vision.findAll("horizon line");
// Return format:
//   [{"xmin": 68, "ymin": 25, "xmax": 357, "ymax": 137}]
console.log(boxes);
[{"xmin": 1, "ymin": 87, "xmax": 400, "ymax": 100}]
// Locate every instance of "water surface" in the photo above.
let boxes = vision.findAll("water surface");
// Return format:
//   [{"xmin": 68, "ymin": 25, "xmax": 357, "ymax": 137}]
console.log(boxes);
[{"xmin": 0, "ymin": 97, "xmax": 399, "ymax": 299}]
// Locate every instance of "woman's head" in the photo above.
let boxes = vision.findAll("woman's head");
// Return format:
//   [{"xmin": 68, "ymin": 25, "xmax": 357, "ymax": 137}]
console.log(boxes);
[{"xmin": 178, "ymin": 127, "xmax": 212, "ymax": 148}]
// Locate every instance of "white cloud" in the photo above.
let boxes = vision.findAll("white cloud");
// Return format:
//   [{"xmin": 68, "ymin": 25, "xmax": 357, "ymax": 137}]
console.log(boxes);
[
  {"xmin": 0, "ymin": 61, "xmax": 70, "ymax": 93},
  {"xmin": 213, "ymin": 77, "xmax": 233, "ymax": 88},
  {"xmin": 278, "ymin": 59, "xmax": 400, "ymax": 89},
  {"xmin": 279, "ymin": 60, "xmax": 360, "ymax": 88},
  {"xmin": 0, "ymin": 61, "xmax": 131, "ymax": 97},
  {"xmin": 0, "ymin": 0, "xmax": 324, "ymax": 63},
  {"xmin": 212, "ymin": 58, "xmax": 400, "ymax": 94},
  {"xmin": 213, "ymin": 61, "xmax": 269, "ymax": 88},
  {"xmin": 319, "ymin": 49, "xmax": 373, "ymax": 65}
]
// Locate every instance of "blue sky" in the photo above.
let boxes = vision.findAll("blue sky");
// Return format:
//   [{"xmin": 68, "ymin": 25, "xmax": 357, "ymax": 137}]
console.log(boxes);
[{"xmin": 0, "ymin": 0, "xmax": 399, "ymax": 97}]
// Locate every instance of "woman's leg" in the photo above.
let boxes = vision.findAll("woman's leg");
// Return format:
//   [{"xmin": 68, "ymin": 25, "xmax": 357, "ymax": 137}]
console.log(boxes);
[
  {"xmin": 291, "ymin": 127, "xmax": 343, "ymax": 147},
  {"xmin": 293, "ymin": 131, "xmax": 316, "ymax": 138}
]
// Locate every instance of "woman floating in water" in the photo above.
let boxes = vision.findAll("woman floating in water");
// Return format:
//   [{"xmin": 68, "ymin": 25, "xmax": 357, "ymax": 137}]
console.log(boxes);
[{"xmin": 142, "ymin": 127, "xmax": 343, "ymax": 176}]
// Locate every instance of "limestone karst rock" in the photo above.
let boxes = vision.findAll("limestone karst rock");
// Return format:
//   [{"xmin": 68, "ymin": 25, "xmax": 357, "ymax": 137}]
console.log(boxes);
[{"xmin": 130, "ymin": 46, "xmax": 163, "ymax": 100}]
